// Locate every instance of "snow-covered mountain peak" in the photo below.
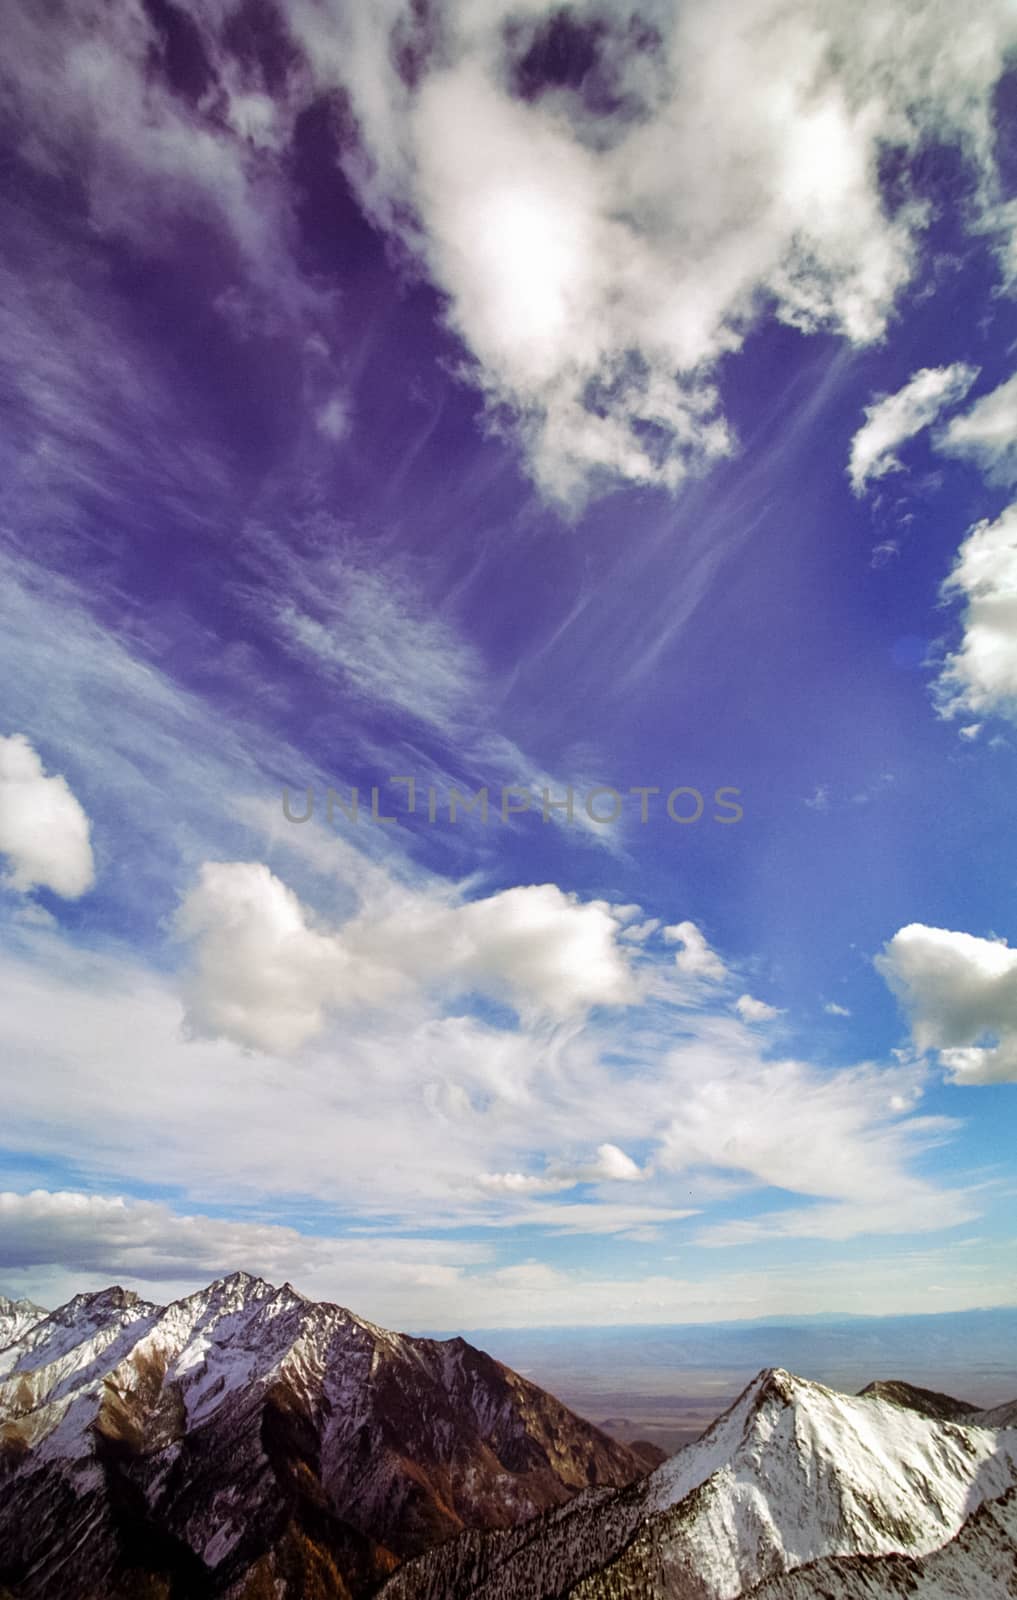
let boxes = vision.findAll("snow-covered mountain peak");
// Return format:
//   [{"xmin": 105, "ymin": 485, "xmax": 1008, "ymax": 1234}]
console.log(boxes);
[
  {"xmin": 0, "ymin": 1295, "xmax": 47, "ymax": 1351},
  {"xmin": 381, "ymin": 1363, "xmax": 1017, "ymax": 1600},
  {"xmin": 0, "ymin": 1278, "xmax": 648, "ymax": 1599},
  {"xmin": 856, "ymin": 1376, "xmax": 977, "ymax": 1419}
]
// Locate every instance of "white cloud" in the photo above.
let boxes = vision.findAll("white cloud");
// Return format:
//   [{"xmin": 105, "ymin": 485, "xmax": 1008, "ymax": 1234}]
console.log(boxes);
[
  {"xmin": 5, "ymin": 1, "xmax": 1016, "ymax": 512},
  {"xmin": 176, "ymin": 860, "xmax": 387, "ymax": 1054},
  {"xmin": 937, "ymin": 371, "xmax": 1017, "ymax": 486},
  {"xmin": 848, "ymin": 363, "xmax": 978, "ymax": 494},
  {"xmin": 657, "ymin": 1045, "xmax": 974, "ymax": 1241},
  {"xmin": 476, "ymin": 1171, "xmax": 566, "ymax": 1195},
  {"xmin": 662, "ymin": 920, "xmax": 727, "ymax": 982},
  {"xmin": 0, "ymin": 1188, "xmax": 494, "ymax": 1317},
  {"xmin": 479, "ymin": 1142, "xmax": 646, "ymax": 1197},
  {"xmin": 488, "ymin": 1201, "xmax": 696, "ymax": 1237},
  {"xmin": 0, "ymin": 928, "xmax": 978, "ymax": 1261},
  {"xmin": 825, "ymin": 1001, "xmax": 852, "ymax": 1017},
  {"xmin": 272, "ymin": 557, "xmax": 480, "ymax": 734},
  {"xmin": 878, "ymin": 922, "xmax": 1017, "ymax": 1084},
  {"xmin": 733, "ymin": 993, "xmax": 782, "ymax": 1023},
  {"xmin": 618, "ymin": 917, "xmax": 661, "ymax": 944},
  {"xmin": 0, "ymin": 734, "xmax": 94, "ymax": 899},
  {"xmin": 244, "ymin": 533, "xmax": 619, "ymax": 848},
  {"xmin": 291, "ymin": 0, "xmax": 1017, "ymax": 505},
  {"xmin": 588, "ymin": 1142, "xmax": 643, "ymax": 1182},
  {"xmin": 177, "ymin": 862, "xmax": 636, "ymax": 1051},
  {"xmin": 934, "ymin": 501, "xmax": 1017, "ymax": 724},
  {"xmin": 5, "ymin": 1189, "xmax": 1012, "ymax": 1328}
]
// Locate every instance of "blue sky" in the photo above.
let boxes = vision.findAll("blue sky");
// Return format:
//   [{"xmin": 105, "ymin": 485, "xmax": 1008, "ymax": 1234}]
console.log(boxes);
[{"xmin": 0, "ymin": 0, "xmax": 1016, "ymax": 1327}]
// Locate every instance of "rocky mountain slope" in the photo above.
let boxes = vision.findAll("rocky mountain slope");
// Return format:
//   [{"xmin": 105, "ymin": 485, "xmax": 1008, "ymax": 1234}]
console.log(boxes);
[
  {"xmin": 380, "ymin": 1367, "xmax": 1017, "ymax": 1599},
  {"xmin": 0, "ymin": 1274, "xmax": 646, "ymax": 1600},
  {"xmin": 747, "ymin": 1486, "xmax": 1017, "ymax": 1598},
  {"xmin": 0, "ymin": 1298, "xmax": 46, "ymax": 1350}
]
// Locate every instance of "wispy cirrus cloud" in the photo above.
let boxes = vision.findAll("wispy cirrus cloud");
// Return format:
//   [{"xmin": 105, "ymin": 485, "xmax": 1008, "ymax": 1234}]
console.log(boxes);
[
  {"xmin": 5, "ymin": 1189, "xmax": 1012, "ymax": 1327},
  {"xmin": 0, "ymin": 0, "xmax": 314, "ymax": 320},
  {"xmin": 656, "ymin": 1048, "xmax": 972, "ymax": 1243},
  {"xmin": 0, "ymin": 547, "xmax": 421, "ymax": 930},
  {"xmin": 0, "ymin": 916, "xmax": 979, "ymax": 1255}
]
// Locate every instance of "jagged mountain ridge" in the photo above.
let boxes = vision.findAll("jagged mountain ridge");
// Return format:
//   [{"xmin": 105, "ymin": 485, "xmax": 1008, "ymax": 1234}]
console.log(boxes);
[
  {"xmin": 856, "ymin": 1375, "xmax": 1017, "ymax": 1431},
  {"xmin": 0, "ymin": 1298, "xmax": 47, "ymax": 1351},
  {"xmin": 380, "ymin": 1367, "xmax": 1017, "ymax": 1599},
  {"xmin": 0, "ymin": 1274, "xmax": 647, "ymax": 1600}
]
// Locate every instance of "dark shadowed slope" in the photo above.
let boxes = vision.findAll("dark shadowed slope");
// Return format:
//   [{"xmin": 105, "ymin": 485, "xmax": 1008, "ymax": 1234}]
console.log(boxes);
[{"xmin": 0, "ymin": 1275, "xmax": 647, "ymax": 1600}]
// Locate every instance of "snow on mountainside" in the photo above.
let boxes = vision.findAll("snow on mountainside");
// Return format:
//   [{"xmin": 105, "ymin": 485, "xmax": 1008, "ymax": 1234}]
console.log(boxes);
[
  {"xmin": 0, "ymin": 1274, "xmax": 646, "ymax": 1600},
  {"xmin": 853, "ymin": 1378, "xmax": 976, "ymax": 1420},
  {"xmin": 0, "ymin": 1298, "xmax": 47, "ymax": 1351},
  {"xmin": 857, "ymin": 1375, "xmax": 1017, "ymax": 1431},
  {"xmin": 746, "ymin": 1486, "xmax": 1017, "ymax": 1598},
  {"xmin": 969, "ymin": 1398, "xmax": 1017, "ymax": 1429},
  {"xmin": 380, "ymin": 1367, "xmax": 1017, "ymax": 1600},
  {"xmin": 4, "ymin": 1283, "xmax": 1016, "ymax": 1600}
]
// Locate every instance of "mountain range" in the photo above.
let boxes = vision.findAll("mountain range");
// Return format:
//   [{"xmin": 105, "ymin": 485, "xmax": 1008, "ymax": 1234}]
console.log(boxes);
[{"xmin": 2, "ymin": 1278, "xmax": 1015, "ymax": 1599}]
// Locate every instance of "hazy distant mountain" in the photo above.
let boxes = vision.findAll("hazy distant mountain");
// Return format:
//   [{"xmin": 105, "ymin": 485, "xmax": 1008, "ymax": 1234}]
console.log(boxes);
[
  {"xmin": 0, "ymin": 1275, "xmax": 646, "ymax": 1599},
  {"xmin": 381, "ymin": 1367, "xmax": 1017, "ymax": 1599},
  {"xmin": 451, "ymin": 1306, "xmax": 1017, "ymax": 1399}
]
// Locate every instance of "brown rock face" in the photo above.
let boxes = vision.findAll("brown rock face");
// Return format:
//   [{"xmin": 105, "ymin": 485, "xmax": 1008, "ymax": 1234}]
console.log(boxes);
[{"xmin": 0, "ymin": 1275, "xmax": 649, "ymax": 1599}]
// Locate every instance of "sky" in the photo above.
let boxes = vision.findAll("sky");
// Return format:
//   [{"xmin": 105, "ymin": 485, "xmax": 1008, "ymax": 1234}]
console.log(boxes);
[{"xmin": 0, "ymin": 0, "xmax": 1016, "ymax": 1330}]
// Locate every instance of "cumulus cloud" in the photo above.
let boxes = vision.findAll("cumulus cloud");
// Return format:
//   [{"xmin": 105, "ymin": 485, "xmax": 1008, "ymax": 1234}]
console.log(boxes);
[
  {"xmin": 877, "ymin": 922, "xmax": 1017, "ymax": 1084},
  {"xmin": 662, "ymin": 920, "xmax": 727, "ymax": 982},
  {"xmin": 289, "ymin": 0, "xmax": 1017, "ymax": 505},
  {"xmin": 934, "ymin": 501, "xmax": 1017, "ymax": 724},
  {"xmin": 7, "ymin": 1, "xmax": 1016, "ymax": 510},
  {"xmin": 733, "ymin": 993, "xmax": 782, "ymax": 1023},
  {"xmin": 937, "ymin": 371, "xmax": 1017, "ymax": 486},
  {"xmin": 177, "ymin": 862, "xmax": 635, "ymax": 1051},
  {"xmin": 825, "ymin": 1001, "xmax": 852, "ymax": 1017},
  {"xmin": 848, "ymin": 363, "xmax": 978, "ymax": 494},
  {"xmin": 176, "ymin": 861, "xmax": 380, "ymax": 1054},
  {"xmin": 0, "ymin": 734, "xmax": 94, "ymax": 899}
]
